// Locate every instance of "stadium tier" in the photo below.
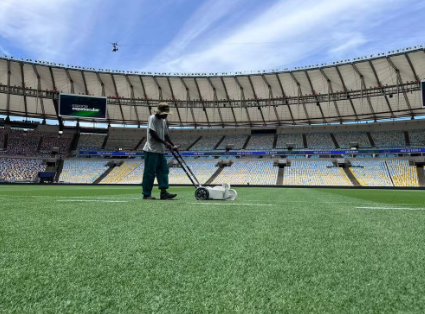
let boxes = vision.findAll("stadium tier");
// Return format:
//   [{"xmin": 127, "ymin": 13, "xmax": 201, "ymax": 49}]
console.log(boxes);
[
  {"xmin": 189, "ymin": 136, "xmax": 222, "ymax": 151},
  {"xmin": 212, "ymin": 160, "xmax": 278, "ymax": 185},
  {"xmin": 349, "ymin": 160, "xmax": 393, "ymax": 186},
  {"xmin": 0, "ymin": 127, "xmax": 5, "ymax": 150},
  {"xmin": 370, "ymin": 131, "xmax": 406, "ymax": 148},
  {"xmin": 386, "ymin": 159, "xmax": 419, "ymax": 187},
  {"xmin": 60, "ymin": 160, "xmax": 109, "ymax": 184},
  {"xmin": 276, "ymin": 133, "xmax": 304, "ymax": 149},
  {"xmin": 217, "ymin": 135, "xmax": 248, "ymax": 150},
  {"xmin": 78, "ymin": 133, "xmax": 107, "ymax": 151},
  {"xmin": 305, "ymin": 133, "xmax": 335, "ymax": 149},
  {"xmin": 408, "ymin": 129, "xmax": 425, "ymax": 147},
  {"xmin": 104, "ymin": 128, "xmax": 145, "ymax": 151},
  {"xmin": 168, "ymin": 160, "xmax": 218, "ymax": 184},
  {"xmin": 333, "ymin": 131, "xmax": 371, "ymax": 149},
  {"xmin": 245, "ymin": 134, "xmax": 275, "ymax": 150},
  {"xmin": 167, "ymin": 135, "xmax": 199, "ymax": 151},
  {"xmin": 0, "ymin": 158, "xmax": 45, "ymax": 182},
  {"xmin": 0, "ymin": 129, "xmax": 41, "ymax": 157},
  {"xmin": 39, "ymin": 132, "xmax": 73, "ymax": 155},
  {"xmin": 101, "ymin": 161, "xmax": 145, "ymax": 184},
  {"xmin": 283, "ymin": 160, "xmax": 351, "ymax": 186}
]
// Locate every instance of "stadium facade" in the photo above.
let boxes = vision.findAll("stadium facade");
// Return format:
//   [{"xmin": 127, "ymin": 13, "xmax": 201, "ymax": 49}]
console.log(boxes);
[{"xmin": 0, "ymin": 48, "xmax": 424, "ymax": 126}]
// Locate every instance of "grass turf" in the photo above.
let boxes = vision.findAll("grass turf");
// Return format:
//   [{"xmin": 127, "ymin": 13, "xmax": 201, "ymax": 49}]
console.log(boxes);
[{"xmin": 1, "ymin": 185, "xmax": 425, "ymax": 313}]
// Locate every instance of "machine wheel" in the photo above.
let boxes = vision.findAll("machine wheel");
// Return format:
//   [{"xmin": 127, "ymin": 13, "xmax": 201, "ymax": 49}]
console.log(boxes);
[
  {"xmin": 227, "ymin": 189, "xmax": 237, "ymax": 201},
  {"xmin": 195, "ymin": 187, "xmax": 209, "ymax": 200}
]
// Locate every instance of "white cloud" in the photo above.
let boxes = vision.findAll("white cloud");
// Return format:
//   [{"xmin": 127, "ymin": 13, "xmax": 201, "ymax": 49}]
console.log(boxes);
[
  {"xmin": 146, "ymin": 0, "xmax": 407, "ymax": 73},
  {"xmin": 0, "ymin": 44, "xmax": 10, "ymax": 56},
  {"xmin": 329, "ymin": 33, "xmax": 368, "ymax": 55},
  {"xmin": 0, "ymin": 0, "xmax": 98, "ymax": 60}
]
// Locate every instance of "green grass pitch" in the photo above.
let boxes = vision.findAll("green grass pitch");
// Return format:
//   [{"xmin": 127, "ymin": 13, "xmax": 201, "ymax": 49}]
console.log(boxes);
[{"xmin": 1, "ymin": 185, "xmax": 425, "ymax": 313}]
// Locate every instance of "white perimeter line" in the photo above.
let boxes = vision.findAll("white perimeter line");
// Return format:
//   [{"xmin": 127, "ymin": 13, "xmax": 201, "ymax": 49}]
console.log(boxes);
[
  {"xmin": 356, "ymin": 207, "xmax": 425, "ymax": 211},
  {"xmin": 190, "ymin": 203, "xmax": 273, "ymax": 206},
  {"xmin": 56, "ymin": 200, "xmax": 128, "ymax": 203}
]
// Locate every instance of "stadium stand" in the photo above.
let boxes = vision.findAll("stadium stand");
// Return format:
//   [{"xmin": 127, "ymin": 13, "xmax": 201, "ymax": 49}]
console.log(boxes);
[
  {"xmin": 305, "ymin": 133, "xmax": 335, "ymax": 149},
  {"xmin": 287, "ymin": 155, "xmax": 306, "ymax": 159},
  {"xmin": 39, "ymin": 132, "xmax": 73, "ymax": 155},
  {"xmin": 217, "ymin": 135, "xmax": 249, "ymax": 150},
  {"xmin": 333, "ymin": 131, "xmax": 371, "ymax": 149},
  {"xmin": 349, "ymin": 160, "xmax": 393, "ymax": 186},
  {"xmin": 0, "ymin": 129, "xmax": 40, "ymax": 157},
  {"xmin": 104, "ymin": 129, "xmax": 144, "ymax": 151},
  {"xmin": 212, "ymin": 160, "xmax": 278, "ymax": 185},
  {"xmin": 370, "ymin": 131, "xmax": 405, "ymax": 148},
  {"xmin": 101, "ymin": 161, "xmax": 144, "ymax": 184},
  {"xmin": 60, "ymin": 160, "xmax": 109, "ymax": 183},
  {"xmin": 190, "ymin": 136, "xmax": 221, "ymax": 151},
  {"xmin": 408, "ymin": 129, "xmax": 425, "ymax": 147},
  {"xmin": 276, "ymin": 133, "xmax": 304, "ymax": 149},
  {"xmin": 0, "ymin": 158, "xmax": 45, "ymax": 182},
  {"xmin": 135, "ymin": 138, "xmax": 147, "ymax": 151},
  {"xmin": 283, "ymin": 161, "xmax": 351, "ymax": 186},
  {"xmin": 0, "ymin": 127, "xmax": 5, "ymax": 150},
  {"xmin": 245, "ymin": 134, "xmax": 275, "ymax": 150},
  {"xmin": 78, "ymin": 133, "xmax": 107, "ymax": 151},
  {"xmin": 386, "ymin": 159, "xmax": 419, "ymax": 187},
  {"xmin": 168, "ymin": 160, "xmax": 218, "ymax": 184},
  {"xmin": 168, "ymin": 135, "xmax": 199, "ymax": 151}
]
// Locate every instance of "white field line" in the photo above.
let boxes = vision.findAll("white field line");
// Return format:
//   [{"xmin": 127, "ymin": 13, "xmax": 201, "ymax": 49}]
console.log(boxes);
[
  {"xmin": 190, "ymin": 203, "xmax": 273, "ymax": 206},
  {"xmin": 356, "ymin": 207, "xmax": 425, "ymax": 211},
  {"xmin": 56, "ymin": 200, "xmax": 128, "ymax": 203}
]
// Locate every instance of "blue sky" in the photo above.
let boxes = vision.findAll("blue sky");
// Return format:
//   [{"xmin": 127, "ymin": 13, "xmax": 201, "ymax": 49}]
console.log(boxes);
[{"xmin": 1, "ymin": 0, "xmax": 425, "ymax": 73}]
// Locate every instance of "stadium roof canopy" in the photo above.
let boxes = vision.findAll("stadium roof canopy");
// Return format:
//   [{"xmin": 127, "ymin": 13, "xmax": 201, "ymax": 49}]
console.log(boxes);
[{"xmin": 0, "ymin": 49, "xmax": 424, "ymax": 127}]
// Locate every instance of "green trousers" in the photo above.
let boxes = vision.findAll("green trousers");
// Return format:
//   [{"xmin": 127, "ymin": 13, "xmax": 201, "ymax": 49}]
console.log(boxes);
[{"xmin": 142, "ymin": 152, "xmax": 169, "ymax": 196}]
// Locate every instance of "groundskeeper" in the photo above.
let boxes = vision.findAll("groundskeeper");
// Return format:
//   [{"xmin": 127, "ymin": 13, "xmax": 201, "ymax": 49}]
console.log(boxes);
[{"xmin": 142, "ymin": 102, "xmax": 178, "ymax": 200}]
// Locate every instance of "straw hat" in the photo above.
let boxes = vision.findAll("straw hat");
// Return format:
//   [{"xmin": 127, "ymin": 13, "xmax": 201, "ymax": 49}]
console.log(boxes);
[{"xmin": 154, "ymin": 102, "xmax": 172, "ymax": 115}]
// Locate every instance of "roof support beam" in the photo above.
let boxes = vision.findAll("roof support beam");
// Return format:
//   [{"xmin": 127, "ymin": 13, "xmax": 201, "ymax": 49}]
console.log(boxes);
[
  {"xmin": 95, "ymin": 72, "xmax": 111, "ymax": 123},
  {"xmin": 386, "ymin": 57, "xmax": 414, "ymax": 116},
  {"xmin": 261, "ymin": 75, "xmax": 281, "ymax": 126},
  {"xmin": 49, "ymin": 66, "xmax": 61, "ymax": 121},
  {"xmin": 274, "ymin": 73, "xmax": 295, "ymax": 124},
  {"xmin": 405, "ymin": 53, "xmax": 420, "ymax": 82},
  {"xmin": 110, "ymin": 74, "xmax": 125, "ymax": 122},
  {"xmin": 304, "ymin": 71, "xmax": 327, "ymax": 124},
  {"xmin": 49, "ymin": 66, "xmax": 57, "ymax": 92},
  {"xmin": 95, "ymin": 73, "xmax": 105, "ymax": 96},
  {"xmin": 368, "ymin": 60, "xmax": 395, "ymax": 117},
  {"xmin": 81, "ymin": 71, "xmax": 89, "ymax": 95},
  {"xmin": 32, "ymin": 64, "xmax": 45, "ymax": 119},
  {"xmin": 179, "ymin": 77, "xmax": 196, "ymax": 127},
  {"xmin": 64, "ymin": 69, "xmax": 74, "ymax": 94},
  {"xmin": 205, "ymin": 78, "xmax": 224, "ymax": 127},
  {"xmin": 234, "ymin": 76, "xmax": 252, "ymax": 127},
  {"xmin": 167, "ymin": 77, "xmax": 183, "ymax": 126},
  {"xmin": 351, "ymin": 64, "xmax": 377, "ymax": 121},
  {"xmin": 247, "ymin": 76, "xmax": 266, "ymax": 125},
  {"xmin": 138, "ymin": 76, "xmax": 152, "ymax": 115},
  {"xmin": 334, "ymin": 66, "xmax": 359, "ymax": 120},
  {"xmin": 152, "ymin": 76, "xmax": 163, "ymax": 100},
  {"xmin": 194, "ymin": 78, "xmax": 211, "ymax": 127},
  {"xmin": 6, "ymin": 60, "xmax": 11, "ymax": 116},
  {"xmin": 219, "ymin": 77, "xmax": 238, "ymax": 126},
  {"xmin": 319, "ymin": 69, "xmax": 343, "ymax": 123},
  {"xmin": 289, "ymin": 72, "xmax": 311, "ymax": 124},
  {"xmin": 125, "ymin": 75, "xmax": 140, "ymax": 124}
]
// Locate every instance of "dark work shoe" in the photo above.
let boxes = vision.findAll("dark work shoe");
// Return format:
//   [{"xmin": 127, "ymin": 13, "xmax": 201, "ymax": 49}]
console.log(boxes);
[
  {"xmin": 160, "ymin": 192, "xmax": 177, "ymax": 200},
  {"xmin": 143, "ymin": 195, "xmax": 156, "ymax": 200}
]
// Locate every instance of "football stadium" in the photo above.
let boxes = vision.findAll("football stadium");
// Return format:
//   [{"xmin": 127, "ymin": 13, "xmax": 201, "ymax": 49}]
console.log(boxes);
[{"xmin": 2, "ymin": 0, "xmax": 425, "ymax": 312}]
